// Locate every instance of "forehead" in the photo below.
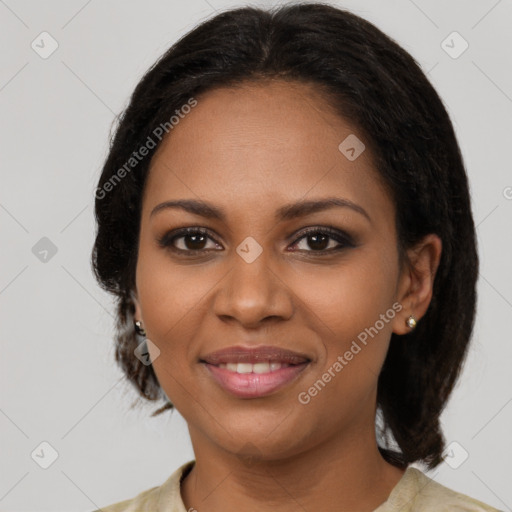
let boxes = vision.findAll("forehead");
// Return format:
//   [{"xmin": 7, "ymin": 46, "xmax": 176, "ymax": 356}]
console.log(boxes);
[{"xmin": 143, "ymin": 80, "xmax": 393, "ymax": 226}]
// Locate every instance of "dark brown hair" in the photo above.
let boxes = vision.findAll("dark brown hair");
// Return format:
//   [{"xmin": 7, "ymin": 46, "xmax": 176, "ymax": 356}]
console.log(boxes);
[{"xmin": 91, "ymin": 3, "xmax": 478, "ymax": 470}]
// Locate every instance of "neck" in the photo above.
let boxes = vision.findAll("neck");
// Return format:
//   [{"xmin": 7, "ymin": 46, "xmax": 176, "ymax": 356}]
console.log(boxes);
[{"xmin": 181, "ymin": 422, "xmax": 406, "ymax": 512}]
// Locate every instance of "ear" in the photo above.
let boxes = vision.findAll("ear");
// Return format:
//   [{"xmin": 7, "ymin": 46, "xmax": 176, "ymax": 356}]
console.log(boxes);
[
  {"xmin": 131, "ymin": 289, "xmax": 143, "ymax": 324},
  {"xmin": 392, "ymin": 234, "xmax": 442, "ymax": 335}
]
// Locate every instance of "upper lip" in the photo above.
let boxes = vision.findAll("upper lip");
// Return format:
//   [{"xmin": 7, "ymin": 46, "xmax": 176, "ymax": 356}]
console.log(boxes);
[{"xmin": 200, "ymin": 345, "xmax": 311, "ymax": 365}]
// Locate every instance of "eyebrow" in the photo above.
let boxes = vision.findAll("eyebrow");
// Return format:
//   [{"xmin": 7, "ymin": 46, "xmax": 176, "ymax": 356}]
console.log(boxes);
[{"xmin": 150, "ymin": 197, "xmax": 371, "ymax": 223}]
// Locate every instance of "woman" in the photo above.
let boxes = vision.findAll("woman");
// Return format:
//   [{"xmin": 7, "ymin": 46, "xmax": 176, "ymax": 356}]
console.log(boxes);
[{"xmin": 91, "ymin": 3, "xmax": 500, "ymax": 511}]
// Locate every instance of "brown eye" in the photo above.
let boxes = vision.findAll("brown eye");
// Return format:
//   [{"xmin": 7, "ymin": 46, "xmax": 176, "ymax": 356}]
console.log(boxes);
[
  {"xmin": 290, "ymin": 227, "xmax": 355, "ymax": 253},
  {"xmin": 158, "ymin": 228, "xmax": 222, "ymax": 253},
  {"xmin": 177, "ymin": 232, "xmax": 208, "ymax": 251},
  {"xmin": 300, "ymin": 232, "xmax": 332, "ymax": 251}
]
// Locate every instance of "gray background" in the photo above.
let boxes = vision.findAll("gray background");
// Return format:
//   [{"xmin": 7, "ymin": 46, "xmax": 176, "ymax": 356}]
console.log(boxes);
[{"xmin": 1, "ymin": 0, "xmax": 511, "ymax": 510}]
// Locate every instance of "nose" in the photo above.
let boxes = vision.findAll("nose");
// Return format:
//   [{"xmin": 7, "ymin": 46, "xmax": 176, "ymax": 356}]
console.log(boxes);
[{"xmin": 212, "ymin": 248, "xmax": 294, "ymax": 329}]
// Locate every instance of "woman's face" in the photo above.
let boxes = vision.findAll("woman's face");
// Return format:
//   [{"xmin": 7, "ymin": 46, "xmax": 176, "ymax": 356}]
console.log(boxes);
[{"xmin": 134, "ymin": 80, "xmax": 417, "ymax": 460}]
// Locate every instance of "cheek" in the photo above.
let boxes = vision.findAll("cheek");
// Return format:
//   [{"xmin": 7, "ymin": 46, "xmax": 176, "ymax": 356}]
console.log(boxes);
[
  {"xmin": 136, "ymin": 226, "xmax": 213, "ymax": 312},
  {"xmin": 297, "ymin": 251, "xmax": 398, "ymax": 340},
  {"xmin": 293, "ymin": 251, "xmax": 399, "ymax": 399},
  {"xmin": 136, "ymin": 254, "xmax": 209, "ymax": 410},
  {"xmin": 135, "ymin": 246, "xmax": 211, "ymax": 370}
]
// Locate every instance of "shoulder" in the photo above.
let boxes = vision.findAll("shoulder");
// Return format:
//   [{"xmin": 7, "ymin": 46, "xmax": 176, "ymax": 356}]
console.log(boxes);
[
  {"xmin": 92, "ymin": 486, "xmax": 160, "ymax": 512},
  {"xmin": 91, "ymin": 460, "xmax": 195, "ymax": 512},
  {"xmin": 381, "ymin": 467, "xmax": 502, "ymax": 512}
]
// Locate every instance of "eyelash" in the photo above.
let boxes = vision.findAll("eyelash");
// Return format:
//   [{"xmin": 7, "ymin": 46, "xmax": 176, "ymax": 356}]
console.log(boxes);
[{"xmin": 157, "ymin": 226, "xmax": 356, "ymax": 256}]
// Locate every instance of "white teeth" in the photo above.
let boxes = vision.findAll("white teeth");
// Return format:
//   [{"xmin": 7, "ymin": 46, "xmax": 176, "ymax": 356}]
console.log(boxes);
[
  {"xmin": 236, "ymin": 363, "xmax": 253, "ymax": 374},
  {"xmin": 216, "ymin": 361, "xmax": 288, "ymax": 373},
  {"xmin": 270, "ymin": 362, "xmax": 282, "ymax": 371},
  {"xmin": 253, "ymin": 362, "xmax": 270, "ymax": 374}
]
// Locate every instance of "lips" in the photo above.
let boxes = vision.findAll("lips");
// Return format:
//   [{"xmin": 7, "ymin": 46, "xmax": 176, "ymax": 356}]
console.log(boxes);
[
  {"xmin": 201, "ymin": 345, "xmax": 310, "ymax": 365},
  {"xmin": 200, "ymin": 345, "xmax": 311, "ymax": 398}
]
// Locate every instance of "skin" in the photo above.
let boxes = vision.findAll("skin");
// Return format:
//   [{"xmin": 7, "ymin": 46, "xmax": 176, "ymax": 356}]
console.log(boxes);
[{"xmin": 133, "ymin": 79, "xmax": 442, "ymax": 512}]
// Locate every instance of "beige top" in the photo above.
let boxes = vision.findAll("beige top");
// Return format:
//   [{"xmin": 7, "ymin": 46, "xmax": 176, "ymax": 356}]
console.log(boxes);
[{"xmin": 93, "ymin": 460, "xmax": 501, "ymax": 512}]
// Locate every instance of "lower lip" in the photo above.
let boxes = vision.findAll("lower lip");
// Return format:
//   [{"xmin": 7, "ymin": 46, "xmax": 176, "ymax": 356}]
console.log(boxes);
[{"xmin": 203, "ymin": 363, "xmax": 309, "ymax": 398}]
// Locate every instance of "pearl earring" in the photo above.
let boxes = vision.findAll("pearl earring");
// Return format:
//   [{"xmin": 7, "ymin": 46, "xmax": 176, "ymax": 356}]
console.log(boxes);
[
  {"xmin": 134, "ymin": 320, "xmax": 146, "ymax": 336},
  {"xmin": 405, "ymin": 315, "xmax": 417, "ymax": 329}
]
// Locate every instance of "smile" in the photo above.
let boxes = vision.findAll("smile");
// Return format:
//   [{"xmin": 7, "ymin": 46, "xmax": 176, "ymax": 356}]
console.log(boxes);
[
  {"xmin": 200, "ymin": 345, "xmax": 311, "ymax": 399},
  {"xmin": 216, "ymin": 361, "xmax": 291, "ymax": 373}
]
